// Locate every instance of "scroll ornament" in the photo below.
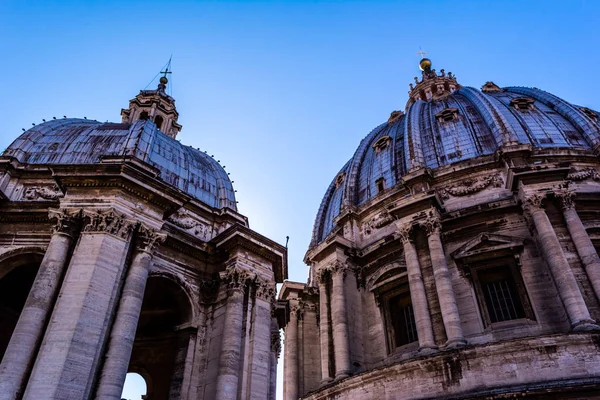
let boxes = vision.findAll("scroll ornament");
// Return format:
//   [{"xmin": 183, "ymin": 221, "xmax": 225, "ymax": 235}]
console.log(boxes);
[
  {"xmin": 24, "ymin": 184, "xmax": 64, "ymax": 201},
  {"xmin": 362, "ymin": 208, "xmax": 394, "ymax": 235}
]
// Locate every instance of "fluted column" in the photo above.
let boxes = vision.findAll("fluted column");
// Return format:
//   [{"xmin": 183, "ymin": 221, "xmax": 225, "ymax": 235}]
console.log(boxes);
[
  {"xmin": 398, "ymin": 224, "xmax": 436, "ymax": 350},
  {"xmin": 249, "ymin": 279, "xmax": 276, "ymax": 399},
  {"xmin": 422, "ymin": 212, "xmax": 466, "ymax": 347},
  {"xmin": 316, "ymin": 269, "xmax": 332, "ymax": 384},
  {"xmin": 284, "ymin": 304, "xmax": 300, "ymax": 400},
  {"xmin": 557, "ymin": 189, "xmax": 600, "ymax": 303},
  {"xmin": 215, "ymin": 265, "xmax": 250, "ymax": 400},
  {"xmin": 524, "ymin": 193, "xmax": 599, "ymax": 330},
  {"xmin": 23, "ymin": 209, "xmax": 136, "ymax": 400},
  {"xmin": 0, "ymin": 209, "xmax": 80, "ymax": 400},
  {"xmin": 95, "ymin": 225, "xmax": 165, "ymax": 399},
  {"xmin": 330, "ymin": 261, "xmax": 351, "ymax": 379}
]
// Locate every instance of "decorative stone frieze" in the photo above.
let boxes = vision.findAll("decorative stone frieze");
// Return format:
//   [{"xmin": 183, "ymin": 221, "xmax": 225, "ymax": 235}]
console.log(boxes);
[
  {"xmin": 49, "ymin": 208, "xmax": 82, "ymax": 237},
  {"xmin": 83, "ymin": 209, "xmax": 136, "ymax": 239},
  {"xmin": 362, "ymin": 209, "xmax": 394, "ymax": 236},
  {"xmin": 23, "ymin": 184, "xmax": 64, "ymax": 201},
  {"xmin": 135, "ymin": 224, "xmax": 166, "ymax": 254},
  {"xmin": 567, "ymin": 167, "xmax": 600, "ymax": 182},
  {"xmin": 167, "ymin": 208, "xmax": 213, "ymax": 241},
  {"xmin": 438, "ymin": 174, "xmax": 503, "ymax": 200}
]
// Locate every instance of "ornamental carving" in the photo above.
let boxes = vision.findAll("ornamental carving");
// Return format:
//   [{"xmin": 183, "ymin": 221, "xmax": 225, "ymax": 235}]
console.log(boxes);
[
  {"xmin": 555, "ymin": 188, "xmax": 576, "ymax": 210},
  {"xmin": 271, "ymin": 331, "xmax": 281, "ymax": 357},
  {"xmin": 419, "ymin": 211, "xmax": 442, "ymax": 236},
  {"xmin": 567, "ymin": 168, "xmax": 600, "ymax": 182},
  {"xmin": 290, "ymin": 303, "xmax": 304, "ymax": 319},
  {"xmin": 24, "ymin": 185, "xmax": 64, "ymax": 201},
  {"xmin": 199, "ymin": 278, "xmax": 220, "ymax": 301},
  {"xmin": 83, "ymin": 209, "xmax": 135, "ymax": 239},
  {"xmin": 220, "ymin": 264, "xmax": 256, "ymax": 292},
  {"xmin": 397, "ymin": 223, "xmax": 413, "ymax": 243},
  {"xmin": 135, "ymin": 224, "xmax": 166, "ymax": 253},
  {"xmin": 255, "ymin": 278, "xmax": 276, "ymax": 301},
  {"xmin": 329, "ymin": 260, "xmax": 349, "ymax": 277},
  {"xmin": 438, "ymin": 174, "xmax": 503, "ymax": 200},
  {"xmin": 49, "ymin": 208, "xmax": 82, "ymax": 236},
  {"xmin": 167, "ymin": 208, "xmax": 212, "ymax": 241},
  {"xmin": 315, "ymin": 267, "xmax": 330, "ymax": 286},
  {"xmin": 523, "ymin": 193, "xmax": 545, "ymax": 213},
  {"xmin": 362, "ymin": 208, "xmax": 394, "ymax": 236}
]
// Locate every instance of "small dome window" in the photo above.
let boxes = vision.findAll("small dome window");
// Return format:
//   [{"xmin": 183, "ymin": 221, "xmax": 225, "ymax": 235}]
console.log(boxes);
[
  {"xmin": 435, "ymin": 108, "xmax": 458, "ymax": 123},
  {"xmin": 139, "ymin": 111, "xmax": 149, "ymax": 120},
  {"xmin": 387, "ymin": 111, "xmax": 404, "ymax": 124},
  {"xmin": 510, "ymin": 97, "xmax": 535, "ymax": 111},
  {"xmin": 335, "ymin": 173, "xmax": 346, "ymax": 188},
  {"xmin": 154, "ymin": 115, "xmax": 164, "ymax": 130},
  {"xmin": 373, "ymin": 136, "xmax": 391, "ymax": 152},
  {"xmin": 376, "ymin": 177, "xmax": 386, "ymax": 193}
]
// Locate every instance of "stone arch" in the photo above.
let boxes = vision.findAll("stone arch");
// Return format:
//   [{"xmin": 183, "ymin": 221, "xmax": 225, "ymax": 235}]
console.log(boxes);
[
  {"xmin": 0, "ymin": 246, "xmax": 46, "ymax": 280},
  {"xmin": 124, "ymin": 368, "xmax": 153, "ymax": 400}
]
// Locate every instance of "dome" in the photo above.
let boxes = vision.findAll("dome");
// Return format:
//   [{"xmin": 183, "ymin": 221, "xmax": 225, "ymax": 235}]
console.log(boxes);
[
  {"xmin": 311, "ymin": 82, "xmax": 600, "ymax": 246},
  {"xmin": 3, "ymin": 118, "xmax": 237, "ymax": 210}
]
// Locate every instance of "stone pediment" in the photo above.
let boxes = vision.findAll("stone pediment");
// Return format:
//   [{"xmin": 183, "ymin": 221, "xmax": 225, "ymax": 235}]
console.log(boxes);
[{"xmin": 451, "ymin": 233, "xmax": 525, "ymax": 264}]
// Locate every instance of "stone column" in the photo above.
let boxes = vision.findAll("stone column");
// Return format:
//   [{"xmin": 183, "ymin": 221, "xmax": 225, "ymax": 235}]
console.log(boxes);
[
  {"xmin": 284, "ymin": 304, "xmax": 300, "ymax": 400},
  {"xmin": 215, "ymin": 265, "xmax": 250, "ymax": 400},
  {"xmin": 524, "ymin": 194, "xmax": 599, "ymax": 330},
  {"xmin": 249, "ymin": 279, "xmax": 276, "ymax": 400},
  {"xmin": 398, "ymin": 224, "xmax": 436, "ymax": 350},
  {"xmin": 422, "ymin": 212, "xmax": 466, "ymax": 347},
  {"xmin": 0, "ymin": 209, "xmax": 80, "ymax": 400},
  {"xmin": 316, "ymin": 269, "xmax": 332, "ymax": 384},
  {"xmin": 330, "ymin": 261, "xmax": 351, "ymax": 379},
  {"xmin": 557, "ymin": 189, "xmax": 600, "ymax": 303},
  {"xmin": 23, "ymin": 209, "xmax": 136, "ymax": 400},
  {"xmin": 169, "ymin": 327, "xmax": 197, "ymax": 399},
  {"xmin": 269, "ymin": 320, "xmax": 280, "ymax": 400},
  {"xmin": 95, "ymin": 225, "xmax": 165, "ymax": 400}
]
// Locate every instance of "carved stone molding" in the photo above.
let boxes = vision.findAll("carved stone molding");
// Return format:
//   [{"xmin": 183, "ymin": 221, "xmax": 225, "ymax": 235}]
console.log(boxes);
[
  {"xmin": 290, "ymin": 303, "xmax": 304, "ymax": 319},
  {"xmin": 555, "ymin": 188, "xmax": 576, "ymax": 211},
  {"xmin": 24, "ymin": 184, "xmax": 65, "ymax": 201},
  {"xmin": 200, "ymin": 278, "xmax": 220, "ymax": 302},
  {"xmin": 167, "ymin": 208, "xmax": 213, "ymax": 241},
  {"xmin": 315, "ymin": 267, "xmax": 330, "ymax": 286},
  {"xmin": 135, "ymin": 224, "xmax": 166, "ymax": 254},
  {"xmin": 329, "ymin": 260, "xmax": 349, "ymax": 277},
  {"xmin": 567, "ymin": 167, "xmax": 600, "ymax": 182},
  {"xmin": 362, "ymin": 209, "xmax": 394, "ymax": 236},
  {"xmin": 271, "ymin": 331, "xmax": 281, "ymax": 357},
  {"xmin": 49, "ymin": 208, "xmax": 82, "ymax": 237},
  {"xmin": 83, "ymin": 209, "xmax": 136, "ymax": 239},
  {"xmin": 522, "ymin": 193, "xmax": 545, "ymax": 213},
  {"xmin": 397, "ymin": 223, "xmax": 413, "ymax": 243},
  {"xmin": 419, "ymin": 212, "xmax": 442, "ymax": 237},
  {"xmin": 438, "ymin": 174, "xmax": 503, "ymax": 200}
]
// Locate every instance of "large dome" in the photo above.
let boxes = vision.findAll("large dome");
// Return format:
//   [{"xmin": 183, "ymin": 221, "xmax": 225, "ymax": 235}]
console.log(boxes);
[
  {"xmin": 311, "ymin": 77, "xmax": 600, "ymax": 246},
  {"xmin": 3, "ymin": 118, "xmax": 237, "ymax": 210}
]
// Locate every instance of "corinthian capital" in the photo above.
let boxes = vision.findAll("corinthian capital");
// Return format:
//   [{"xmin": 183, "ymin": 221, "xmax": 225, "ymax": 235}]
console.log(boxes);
[
  {"xmin": 420, "ymin": 211, "xmax": 442, "ymax": 237},
  {"xmin": 397, "ymin": 223, "xmax": 413, "ymax": 243},
  {"xmin": 220, "ymin": 264, "xmax": 256, "ymax": 293},
  {"xmin": 555, "ymin": 188, "xmax": 576, "ymax": 211},
  {"xmin": 49, "ymin": 208, "xmax": 82, "ymax": 237},
  {"xmin": 255, "ymin": 277, "xmax": 276, "ymax": 301},
  {"xmin": 330, "ymin": 260, "xmax": 349, "ymax": 277},
  {"xmin": 522, "ymin": 193, "xmax": 545, "ymax": 213},
  {"xmin": 135, "ymin": 224, "xmax": 166, "ymax": 254}
]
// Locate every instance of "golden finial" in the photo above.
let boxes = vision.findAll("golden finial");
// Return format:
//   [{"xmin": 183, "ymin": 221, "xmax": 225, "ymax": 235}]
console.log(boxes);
[{"xmin": 417, "ymin": 48, "xmax": 431, "ymax": 72}]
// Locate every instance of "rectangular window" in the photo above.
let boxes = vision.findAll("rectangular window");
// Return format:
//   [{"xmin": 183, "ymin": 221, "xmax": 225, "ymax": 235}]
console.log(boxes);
[
  {"xmin": 388, "ymin": 293, "xmax": 417, "ymax": 347},
  {"xmin": 477, "ymin": 265, "xmax": 526, "ymax": 324}
]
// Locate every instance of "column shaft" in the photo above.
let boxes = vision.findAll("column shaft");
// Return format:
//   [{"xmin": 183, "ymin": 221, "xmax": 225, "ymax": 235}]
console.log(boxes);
[
  {"xmin": 317, "ymin": 281, "xmax": 331, "ymax": 383},
  {"xmin": 563, "ymin": 206, "xmax": 600, "ymax": 302},
  {"xmin": 531, "ymin": 208, "xmax": 597, "ymax": 329},
  {"xmin": 284, "ymin": 311, "xmax": 298, "ymax": 400},
  {"xmin": 215, "ymin": 288, "xmax": 245, "ymax": 400},
  {"xmin": 330, "ymin": 268, "xmax": 351, "ymax": 378},
  {"xmin": 0, "ymin": 230, "xmax": 75, "ymax": 400},
  {"xmin": 402, "ymin": 238, "xmax": 436, "ymax": 349},
  {"xmin": 249, "ymin": 295, "xmax": 273, "ymax": 400},
  {"xmin": 427, "ymin": 231, "xmax": 465, "ymax": 347},
  {"xmin": 95, "ymin": 249, "xmax": 153, "ymax": 399}
]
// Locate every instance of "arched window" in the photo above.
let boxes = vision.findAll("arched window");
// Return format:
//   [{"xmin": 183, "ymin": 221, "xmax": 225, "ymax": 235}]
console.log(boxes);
[
  {"xmin": 139, "ymin": 111, "xmax": 149, "ymax": 121},
  {"xmin": 154, "ymin": 115, "xmax": 164, "ymax": 130},
  {"xmin": 121, "ymin": 372, "xmax": 148, "ymax": 400}
]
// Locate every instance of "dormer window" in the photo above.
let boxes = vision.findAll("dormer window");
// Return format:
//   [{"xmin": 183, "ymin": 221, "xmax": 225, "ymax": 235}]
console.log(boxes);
[
  {"xmin": 510, "ymin": 97, "xmax": 535, "ymax": 111},
  {"xmin": 387, "ymin": 111, "xmax": 404, "ymax": 124},
  {"xmin": 373, "ymin": 136, "xmax": 391, "ymax": 152},
  {"xmin": 580, "ymin": 107, "xmax": 598, "ymax": 122},
  {"xmin": 376, "ymin": 177, "xmax": 386, "ymax": 193},
  {"xmin": 335, "ymin": 173, "xmax": 346, "ymax": 188},
  {"xmin": 435, "ymin": 108, "xmax": 458, "ymax": 123}
]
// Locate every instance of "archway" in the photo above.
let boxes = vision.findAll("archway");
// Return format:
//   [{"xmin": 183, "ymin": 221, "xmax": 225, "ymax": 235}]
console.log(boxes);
[
  {"xmin": 0, "ymin": 252, "xmax": 43, "ymax": 361},
  {"xmin": 127, "ymin": 275, "xmax": 193, "ymax": 400},
  {"xmin": 121, "ymin": 372, "xmax": 148, "ymax": 400}
]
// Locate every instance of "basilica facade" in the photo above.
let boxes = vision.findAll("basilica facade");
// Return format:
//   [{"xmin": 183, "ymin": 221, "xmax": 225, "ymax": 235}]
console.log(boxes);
[
  {"xmin": 0, "ymin": 76, "xmax": 286, "ymax": 399},
  {"xmin": 280, "ymin": 59, "xmax": 600, "ymax": 399}
]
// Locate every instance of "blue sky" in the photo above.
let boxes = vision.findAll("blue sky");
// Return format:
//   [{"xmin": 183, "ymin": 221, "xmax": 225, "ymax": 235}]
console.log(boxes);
[{"xmin": 1, "ymin": 1, "xmax": 599, "ymax": 398}]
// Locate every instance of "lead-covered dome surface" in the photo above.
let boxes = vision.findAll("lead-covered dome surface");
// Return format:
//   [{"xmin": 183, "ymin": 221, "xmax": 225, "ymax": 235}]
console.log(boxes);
[
  {"xmin": 3, "ymin": 118, "xmax": 237, "ymax": 210},
  {"xmin": 311, "ymin": 83, "xmax": 600, "ymax": 246}
]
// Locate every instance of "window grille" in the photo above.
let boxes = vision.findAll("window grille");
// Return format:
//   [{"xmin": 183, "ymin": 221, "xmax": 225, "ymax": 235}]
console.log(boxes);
[{"xmin": 478, "ymin": 266, "xmax": 525, "ymax": 323}]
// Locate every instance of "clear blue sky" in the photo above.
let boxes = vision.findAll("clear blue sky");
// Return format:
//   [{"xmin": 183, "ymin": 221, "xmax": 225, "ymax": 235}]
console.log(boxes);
[{"xmin": 1, "ymin": 1, "xmax": 599, "ymax": 399}]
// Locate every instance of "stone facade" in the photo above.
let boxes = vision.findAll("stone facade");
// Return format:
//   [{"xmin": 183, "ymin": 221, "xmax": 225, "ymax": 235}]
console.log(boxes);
[
  {"xmin": 280, "ymin": 60, "xmax": 600, "ymax": 399},
  {"xmin": 0, "ymin": 78, "xmax": 286, "ymax": 400}
]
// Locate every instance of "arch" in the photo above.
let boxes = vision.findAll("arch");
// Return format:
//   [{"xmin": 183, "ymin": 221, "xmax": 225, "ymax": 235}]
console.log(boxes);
[
  {"xmin": 0, "ymin": 246, "xmax": 46, "ymax": 280},
  {"xmin": 139, "ymin": 111, "xmax": 149, "ymax": 121},
  {"xmin": 154, "ymin": 115, "xmax": 164, "ymax": 131},
  {"xmin": 122, "ymin": 371, "xmax": 151, "ymax": 400}
]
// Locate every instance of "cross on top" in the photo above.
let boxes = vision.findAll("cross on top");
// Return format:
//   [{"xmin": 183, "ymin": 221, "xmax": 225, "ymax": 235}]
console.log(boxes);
[
  {"xmin": 161, "ymin": 57, "xmax": 172, "ymax": 79},
  {"xmin": 417, "ymin": 48, "xmax": 427, "ymax": 59}
]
